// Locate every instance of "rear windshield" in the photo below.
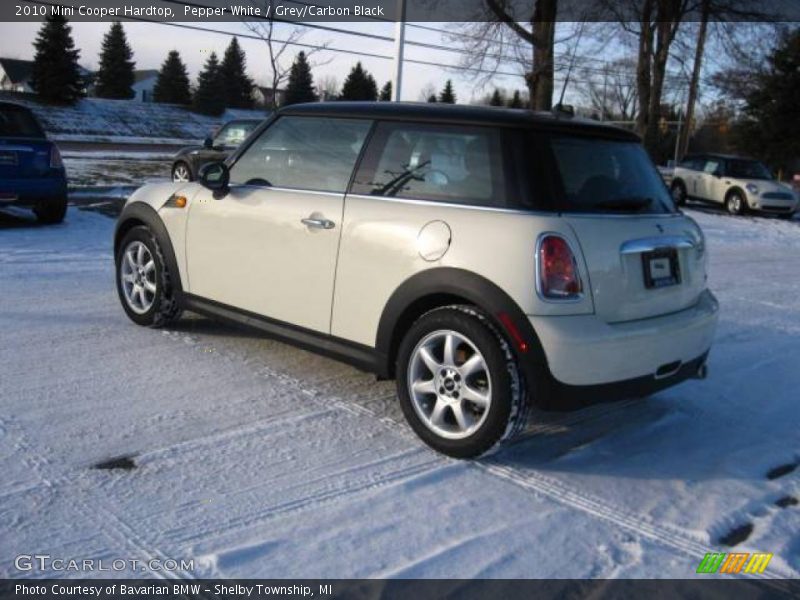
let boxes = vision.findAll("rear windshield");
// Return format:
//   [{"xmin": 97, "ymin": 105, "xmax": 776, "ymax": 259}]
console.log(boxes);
[
  {"xmin": 547, "ymin": 135, "xmax": 675, "ymax": 214},
  {"xmin": 0, "ymin": 106, "xmax": 45, "ymax": 138}
]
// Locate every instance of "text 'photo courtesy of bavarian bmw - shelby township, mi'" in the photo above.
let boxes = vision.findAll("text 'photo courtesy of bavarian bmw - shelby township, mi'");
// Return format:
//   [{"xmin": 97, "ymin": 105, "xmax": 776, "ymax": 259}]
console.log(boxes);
[{"xmin": 0, "ymin": 1, "xmax": 799, "ymax": 598}]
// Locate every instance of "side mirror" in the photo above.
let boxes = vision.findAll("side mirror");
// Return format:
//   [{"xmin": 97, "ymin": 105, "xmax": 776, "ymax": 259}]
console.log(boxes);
[
  {"xmin": 199, "ymin": 161, "xmax": 229, "ymax": 194},
  {"xmin": 203, "ymin": 136, "xmax": 214, "ymax": 149},
  {"xmin": 713, "ymin": 168, "xmax": 723, "ymax": 178}
]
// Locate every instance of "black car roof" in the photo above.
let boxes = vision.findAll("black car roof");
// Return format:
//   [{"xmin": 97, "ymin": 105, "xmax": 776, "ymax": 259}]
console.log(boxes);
[{"xmin": 278, "ymin": 102, "xmax": 640, "ymax": 141}]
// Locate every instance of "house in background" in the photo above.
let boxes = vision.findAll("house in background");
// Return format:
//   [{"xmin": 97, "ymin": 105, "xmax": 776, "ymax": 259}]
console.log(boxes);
[
  {"xmin": 132, "ymin": 69, "xmax": 159, "ymax": 102},
  {"xmin": 1, "ymin": 57, "xmax": 94, "ymax": 96},
  {"xmin": 0, "ymin": 58, "xmax": 35, "ymax": 92},
  {"xmin": 253, "ymin": 86, "xmax": 286, "ymax": 108}
]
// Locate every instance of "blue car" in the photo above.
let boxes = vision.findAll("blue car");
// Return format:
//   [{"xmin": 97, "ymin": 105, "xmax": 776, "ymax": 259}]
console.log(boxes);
[{"xmin": 0, "ymin": 101, "xmax": 67, "ymax": 223}]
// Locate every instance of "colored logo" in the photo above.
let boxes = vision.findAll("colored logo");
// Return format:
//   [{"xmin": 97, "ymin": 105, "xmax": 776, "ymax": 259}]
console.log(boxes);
[{"xmin": 696, "ymin": 552, "xmax": 773, "ymax": 574}]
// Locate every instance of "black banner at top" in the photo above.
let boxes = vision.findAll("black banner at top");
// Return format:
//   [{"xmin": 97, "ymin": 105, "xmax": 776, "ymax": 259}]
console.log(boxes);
[{"xmin": 3, "ymin": 0, "xmax": 800, "ymax": 23}]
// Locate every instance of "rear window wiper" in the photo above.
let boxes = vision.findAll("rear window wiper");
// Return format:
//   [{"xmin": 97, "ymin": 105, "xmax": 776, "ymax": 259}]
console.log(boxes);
[{"xmin": 593, "ymin": 197, "xmax": 654, "ymax": 212}]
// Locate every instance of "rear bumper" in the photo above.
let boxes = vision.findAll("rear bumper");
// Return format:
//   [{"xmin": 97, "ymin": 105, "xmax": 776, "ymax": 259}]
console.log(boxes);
[
  {"xmin": 0, "ymin": 176, "xmax": 67, "ymax": 206},
  {"xmin": 529, "ymin": 289, "xmax": 719, "ymax": 391}
]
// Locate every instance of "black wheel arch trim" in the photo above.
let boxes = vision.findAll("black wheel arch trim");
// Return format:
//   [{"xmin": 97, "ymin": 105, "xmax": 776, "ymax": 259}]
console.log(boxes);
[
  {"xmin": 114, "ymin": 201, "xmax": 183, "ymax": 295},
  {"xmin": 374, "ymin": 267, "xmax": 550, "ymax": 384}
]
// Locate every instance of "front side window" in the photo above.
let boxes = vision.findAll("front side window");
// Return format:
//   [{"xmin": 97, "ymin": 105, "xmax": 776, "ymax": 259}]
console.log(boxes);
[
  {"xmin": 229, "ymin": 116, "xmax": 372, "ymax": 193},
  {"xmin": 548, "ymin": 135, "xmax": 675, "ymax": 214},
  {"xmin": 351, "ymin": 122, "xmax": 506, "ymax": 207},
  {"xmin": 214, "ymin": 121, "xmax": 259, "ymax": 147},
  {"xmin": 703, "ymin": 159, "xmax": 721, "ymax": 174}
]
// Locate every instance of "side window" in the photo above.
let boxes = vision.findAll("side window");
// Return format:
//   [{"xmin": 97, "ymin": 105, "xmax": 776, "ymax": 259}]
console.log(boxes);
[
  {"xmin": 703, "ymin": 159, "xmax": 721, "ymax": 174},
  {"xmin": 215, "ymin": 122, "xmax": 255, "ymax": 147},
  {"xmin": 351, "ymin": 122, "xmax": 506, "ymax": 207},
  {"xmin": 229, "ymin": 116, "xmax": 372, "ymax": 193},
  {"xmin": 680, "ymin": 156, "xmax": 700, "ymax": 170}
]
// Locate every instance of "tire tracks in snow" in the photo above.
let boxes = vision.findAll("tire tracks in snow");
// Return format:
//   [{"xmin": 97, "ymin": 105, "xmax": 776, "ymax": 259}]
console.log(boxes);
[
  {"xmin": 0, "ymin": 416, "xmax": 192, "ymax": 581},
  {"xmin": 160, "ymin": 329, "xmax": 800, "ymax": 582}
]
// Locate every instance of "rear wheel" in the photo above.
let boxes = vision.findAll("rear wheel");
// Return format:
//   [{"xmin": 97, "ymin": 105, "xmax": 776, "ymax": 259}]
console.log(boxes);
[
  {"xmin": 172, "ymin": 162, "xmax": 192, "ymax": 182},
  {"xmin": 33, "ymin": 195, "xmax": 67, "ymax": 224},
  {"xmin": 725, "ymin": 190, "xmax": 746, "ymax": 216},
  {"xmin": 671, "ymin": 181, "xmax": 687, "ymax": 207},
  {"xmin": 116, "ymin": 226, "xmax": 182, "ymax": 327},
  {"xmin": 396, "ymin": 305, "xmax": 527, "ymax": 458}
]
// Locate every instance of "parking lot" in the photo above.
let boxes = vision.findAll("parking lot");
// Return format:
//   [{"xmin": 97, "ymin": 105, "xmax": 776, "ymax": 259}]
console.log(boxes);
[{"xmin": 0, "ymin": 199, "xmax": 798, "ymax": 581}]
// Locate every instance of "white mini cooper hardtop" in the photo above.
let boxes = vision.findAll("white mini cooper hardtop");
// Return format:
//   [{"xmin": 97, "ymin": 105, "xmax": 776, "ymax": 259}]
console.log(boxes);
[{"xmin": 115, "ymin": 102, "xmax": 719, "ymax": 458}]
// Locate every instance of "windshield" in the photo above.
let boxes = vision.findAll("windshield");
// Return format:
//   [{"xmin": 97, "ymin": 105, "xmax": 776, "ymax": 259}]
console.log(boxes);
[
  {"xmin": 548, "ymin": 135, "xmax": 675, "ymax": 214},
  {"xmin": 0, "ymin": 106, "xmax": 45, "ymax": 138},
  {"xmin": 214, "ymin": 121, "xmax": 259, "ymax": 147},
  {"xmin": 726, "ymin": 159, "xmax": 772, "ymax": 180}
]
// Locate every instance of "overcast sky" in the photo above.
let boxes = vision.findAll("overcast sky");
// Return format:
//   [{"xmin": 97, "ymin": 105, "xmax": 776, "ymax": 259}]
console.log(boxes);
[{"xmin": 0, "ymin": 20, "xmax": 548, "ymax": 103}]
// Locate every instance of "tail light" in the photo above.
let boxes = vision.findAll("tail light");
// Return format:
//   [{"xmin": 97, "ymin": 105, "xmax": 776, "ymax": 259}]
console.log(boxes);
[
  {"xmin": 537, "ymin": 234, "xmax": 583, "ymax": 300},
  {"xmin": 50, "ymin": 145, "xmax": 63, "ymax": 169}
]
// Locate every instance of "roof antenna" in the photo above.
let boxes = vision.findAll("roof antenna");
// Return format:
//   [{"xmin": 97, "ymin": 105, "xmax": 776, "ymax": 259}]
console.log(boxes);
[{"xmin": 553, "ymin": 21, "xmax": 586, "ymax": 117}]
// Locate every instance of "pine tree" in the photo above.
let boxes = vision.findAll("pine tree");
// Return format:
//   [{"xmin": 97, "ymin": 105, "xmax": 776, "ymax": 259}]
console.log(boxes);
[
  {"xmin": 508, "ymin": 90, "xmax": 524, "ymax": 108},
  {"xmin": 427, "ymin": 94, "xmax": 437, "ymax": 103},
  {"xmin": 192, "ymin": 52, "xmax": 225, "ymax": 116},
  {"xmin": 30, "ymin": 15, "xmax": 83, "ymax": 104},
  {"xmin": 282, "ymin": 51, "xmax": 317, "ymax": 106},
  {"xmin": 439, "ymin": 80, "xmax": 456, "ymax": 104},
  {"xmin": 153, "ymin": 50, "xmax": 191, "ymax": 105},
  {"xmin": 379, "ymin": 81, "xmax": 392, "ymax": 101},
  {"xmin": 220, "ymin": 37, "xmax": 254, "ymax": 108},
  {"xmin": 94, "ymin": 22, "xmax": 135, "ymax": 99},
  {"xmin": 489, "ymin": 89, "xmax": 504, "ymax": 106},
  {"xmin": 339, "ymin": 62, "xmax": 378, "ymax": 101}
]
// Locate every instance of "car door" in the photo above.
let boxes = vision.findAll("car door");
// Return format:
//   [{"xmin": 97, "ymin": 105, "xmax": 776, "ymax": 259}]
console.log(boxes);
[
  {"xmin": 697, "ymin": 157, "xmax": 722, "ymax": 202},
  {"xmin": 185, "ymin": 115, "xmax": 372, "ymax": 334}
]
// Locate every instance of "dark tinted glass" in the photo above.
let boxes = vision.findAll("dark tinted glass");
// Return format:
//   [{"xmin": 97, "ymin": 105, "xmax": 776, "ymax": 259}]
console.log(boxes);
[
  {"xmin": 229, "ymin": 116, "xmax": 371, "ymax": 192},
  {"xmin": 548, "ymin": 135, "xmax": 675, "ymax": 214},
  {"xmin": 0, "ymin": 106, "xmax": 45, "ymax": 138},
  {"xmin": 352, "ymin": 122, "xmax": 506, "ymax": 207},
  {"xmin": 726, "ymin": 159, "xmax": 772, "ymax": 180}
]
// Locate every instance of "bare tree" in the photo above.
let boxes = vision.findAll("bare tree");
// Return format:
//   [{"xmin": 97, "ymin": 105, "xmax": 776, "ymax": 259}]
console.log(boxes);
[
  {"xmin": 449, "ymin": 0, "xmax": 559, "ymax": 111},
  {"xmin": 577, "ymin": 58, "xmax": 639, "ymax": 121},
  {"xmin": 316, "ymin": 74, "xmax": 339, "ymax": 101},
  {"xmin": 418, "ymin": 83, "xmax": 437, "ymax": 103},
  {"xmin": 242, "ymin": 2, "xmax": 331, "ymax": 109}
]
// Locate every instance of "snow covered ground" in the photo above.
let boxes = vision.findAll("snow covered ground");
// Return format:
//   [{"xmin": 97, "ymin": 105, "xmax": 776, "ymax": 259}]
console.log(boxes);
[{"xmin": 0, "ymin": 205, "xmax": 798, "ymax": 582}]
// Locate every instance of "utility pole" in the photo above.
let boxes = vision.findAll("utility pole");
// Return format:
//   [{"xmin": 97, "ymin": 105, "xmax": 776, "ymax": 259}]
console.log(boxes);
[{"xmin": 392, "ymin": 0, "xmax": 406, "ymax": 101}]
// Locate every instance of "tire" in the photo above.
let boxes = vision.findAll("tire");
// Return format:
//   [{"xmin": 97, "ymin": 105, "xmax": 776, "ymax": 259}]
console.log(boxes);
[
  {"xmin": 725, "ymin": 190, "xmax": 746, "ymax": 216},
  {"xmin": 396, "ymin": 305, "xmax": 528, "ymax": 459},
  {"xmin": 172, "ymin": 162, "xmax": 192, "ymax": 182},
  {"xmin": 115, "ymin": 226, "xmax": 182, "ymax": 327},
  {"xmin": 671, "ymin": 181, "xmax": 687, "ymax": 207},
  {"xmin": 33, "ymin": 195, "xmax": 67, "ymax": 224}
]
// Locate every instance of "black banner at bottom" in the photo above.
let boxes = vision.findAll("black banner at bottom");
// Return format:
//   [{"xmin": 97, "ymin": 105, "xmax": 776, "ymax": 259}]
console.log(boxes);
[{"xmin": 2, "ymin": 579, "xmax": 800, "ymax": 600}]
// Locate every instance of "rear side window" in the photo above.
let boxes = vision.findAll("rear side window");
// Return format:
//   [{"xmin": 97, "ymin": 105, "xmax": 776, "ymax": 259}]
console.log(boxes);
[
  {"xmin": 351, "ymin": 122, "xmax": 507, "ymax": 207},
  {"xmin": 0, "ymin": 106, "xmax": 45, "ymax": 138},
  {"xmin": 229, "ymin": 116, "xmax": 371, "ymax": 193},
  {"xmin": 547, "ymin": 134, "xmax": 675, "ymax": 214}
]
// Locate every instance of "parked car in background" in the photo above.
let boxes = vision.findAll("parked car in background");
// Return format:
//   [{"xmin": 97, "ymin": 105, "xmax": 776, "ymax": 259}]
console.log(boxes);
[
  {"xmin": 115, "ymin": 102, "xmax": 718, "ymax": 458},
  {"xmin": 171, "ymin": 118, "xmax": 262, "ymax": 182},
  {"xmin": 671, "ymin": 153, "xmax": 798, "ymax": 218},
  {"xmin": 657, "ymin": 160, "xmax": 675, "ymax": 186},
  {"xmin": 0, "ymin": 101, "xmax": 67, "ymax": 224}
]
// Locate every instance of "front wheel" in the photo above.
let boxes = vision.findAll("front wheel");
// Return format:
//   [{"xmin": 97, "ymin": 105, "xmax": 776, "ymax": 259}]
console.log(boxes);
[
  {"xmin": 396, "ymin": 306, "xmax": 527, "ymax": 458},
  {"xmin": 725, "ymin": 191, "xmax": 746, "ymax": 216},
  {"xmin": 115, "ymin": 226, "xmax": 182, "ymax": 327}
]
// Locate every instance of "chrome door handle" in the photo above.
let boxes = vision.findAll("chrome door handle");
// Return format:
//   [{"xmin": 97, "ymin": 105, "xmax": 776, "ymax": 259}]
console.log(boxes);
[{"xmin": 301, "ymin": 217, "xmax": 335, "ymax": 230}]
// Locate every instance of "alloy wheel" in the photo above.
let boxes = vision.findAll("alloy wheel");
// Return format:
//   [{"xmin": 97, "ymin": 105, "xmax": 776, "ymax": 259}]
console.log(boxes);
[
  {"xmin": 119, "ymin": 240, "xmax": 157, "ymax": 315},
  {"xmin": 407, "ymin": 329, "xmax": 492, "ymax": 440},
  {"xmin": 172, "ymin": 164, "xmax": 190, "ymax": 182}
]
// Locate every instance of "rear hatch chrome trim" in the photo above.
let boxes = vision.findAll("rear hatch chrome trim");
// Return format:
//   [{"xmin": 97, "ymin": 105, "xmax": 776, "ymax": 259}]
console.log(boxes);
[{"xmin": 620, "ymin": 235, "xmax": 695, "ymax": 255}]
